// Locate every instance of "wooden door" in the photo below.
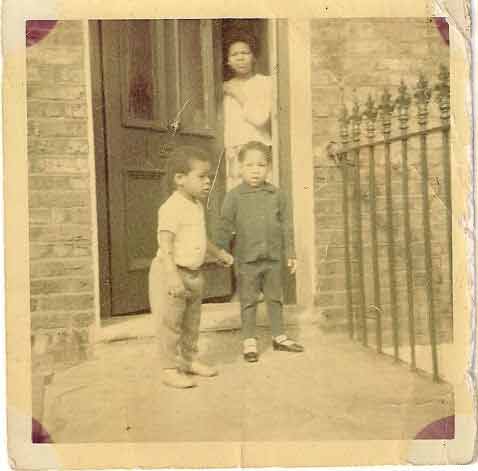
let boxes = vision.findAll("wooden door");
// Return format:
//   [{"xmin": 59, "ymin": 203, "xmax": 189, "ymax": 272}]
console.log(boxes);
[{"xmin": 96, "ymin": 20, "xmax": 231, "ymax": 316}]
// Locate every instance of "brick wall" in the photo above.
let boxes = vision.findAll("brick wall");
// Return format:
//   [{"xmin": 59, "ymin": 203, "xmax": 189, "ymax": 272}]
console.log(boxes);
[
  {"xmin": 27, "ymin": 20, "xmax": 95, "ymax": 399},
  {"xmin": 310, "ymin": 19, "xmax": 452, "ymax": 349}
]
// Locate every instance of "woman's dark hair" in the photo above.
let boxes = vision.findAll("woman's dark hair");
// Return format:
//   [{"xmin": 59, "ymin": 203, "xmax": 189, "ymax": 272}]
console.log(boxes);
[{"xmin": 223, "ymin": 29, "xmax": 260, "ymax": 61}]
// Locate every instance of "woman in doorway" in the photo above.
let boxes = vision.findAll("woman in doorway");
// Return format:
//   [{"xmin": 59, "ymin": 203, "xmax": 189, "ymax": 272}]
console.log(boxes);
[{"xmin": 223, "ymin": 30, "xmax": 272, "ymax": 190}]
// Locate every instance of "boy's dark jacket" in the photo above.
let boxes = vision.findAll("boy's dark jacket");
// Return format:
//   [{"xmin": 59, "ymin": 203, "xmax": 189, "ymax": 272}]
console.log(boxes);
[{"xmin": 215, "ymin": 182, "xmax": 295, "ymax": 263}]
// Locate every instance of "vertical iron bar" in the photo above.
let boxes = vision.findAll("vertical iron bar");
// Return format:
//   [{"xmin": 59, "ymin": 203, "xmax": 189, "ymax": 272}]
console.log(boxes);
[
  {"xmin": 380, "ymin": 90, "xmax": 399, "ymax": 361},
  {"xmin": 351, "ymin": 101, "xmax": 367, "ymax": 346},
  {"xmin": 364, "ymin": 96, "xmax": 382, "ymax": 353},
  {"xmin": 415, "ymin": 74, "xmax": 439, "ymax": 382},
  {"xmin": 442, "ymin": 127, "xmax": 452, "ymax": 290},
  {"xmin": 341, "ymin": 158, "xmax": 354, "ymax": 339},
  {"xmin": 338, "ymin": 106, "xmax": 354, "ymax": 338},
  {"xmin": 396, "ymin": 81, "xmax": 416, "ymax": 369},
  {"xmin": 435, "ymin": 65, "xmax": 453, "ymax": 311}
]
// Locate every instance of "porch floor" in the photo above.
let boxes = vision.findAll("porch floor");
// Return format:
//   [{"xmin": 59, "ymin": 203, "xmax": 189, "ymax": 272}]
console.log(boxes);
[{"xmin": 42, "ymin": 323, "xmax": 453, "ymax": 442}]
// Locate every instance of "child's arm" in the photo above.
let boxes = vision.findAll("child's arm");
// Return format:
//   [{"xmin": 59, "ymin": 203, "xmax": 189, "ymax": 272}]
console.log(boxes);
[
  {"xmin": 224, "ymin": 78, "xmax": 271, "ymax": 128},
  {"xmin": 159, "ymin": 230, "xmax": 186, "ymax": 298},
  {"xmin": 206, "ymin": 241, "xmax": 234, "ymax": 267},
  {"xmin": 279, "ymin": 192, "xmax": 296, "ymax": 274}
]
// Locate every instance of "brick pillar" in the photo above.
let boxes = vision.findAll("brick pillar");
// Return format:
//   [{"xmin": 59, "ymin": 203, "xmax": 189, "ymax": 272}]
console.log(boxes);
[{"xmin": 27, "ymin": 20, "xmax": 95, "ymax": 422}]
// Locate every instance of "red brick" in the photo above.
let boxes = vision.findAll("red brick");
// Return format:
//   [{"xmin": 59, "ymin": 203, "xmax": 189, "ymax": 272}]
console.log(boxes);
[
  {"xmin": 30, "ymin": 242, "xmax": 91, "ymax": 260},
  {"xmin": 56, "ymin": 67, "xmax": 85, "ymax": 83},
  {"xmin": 30, "ymin": 277, "xmax": 93, "ymax": 295},
  {"xmin": 28, "ymin": 138, "xmax": 89, "ymax": 156},
  {"xmin": 27, "ymin": 84, "xmax": 85, "ymax": 101},
  {"xmin": 51, "ymin": 208, "xmax": 91, "ymax": 224},
  {"xmin": 28, "ymin": 101, "xmax": 87, "ymax": 119},
  {"xmin": 27, "ymin": 46, "xmax": 84, "ymax": 66},
  {"xmin": 73, "ymin": 312, "xmax": 95, "ymax": 328},
  {"xmin": 32, "ymin": 294, "xmax": 94, "ymax": 312},
  {"xmin": 28, "ymin": 119, "xmax": 88, "ymax": 139},
  {"xmin": 29, "ymin": 208, "xmax": 51, "ymax": 225},
  {"xmin": 29, "ymin": 175, "xmax": 90, "ymax": 191},
  {"xmin": 29, "ymin": 224, "xmax": 91, "ymax": 243},
  {"xmin": 29, "ymin": 158, "xmax": 90, "ymax": 175},
  {"xmin": 29, "ymin": 190, "xmax": 90, "ymax": 208},
  {"xmin": 30, "ymin": 259, "xmax": 93, "ymax": 278},
  {"xmin": 31, "ymin": 312, "xmax": 72, "ymax": 330}
]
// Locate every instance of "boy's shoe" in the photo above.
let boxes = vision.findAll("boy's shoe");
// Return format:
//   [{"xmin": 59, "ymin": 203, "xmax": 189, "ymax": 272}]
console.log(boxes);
[
  {"xmin": 244, "ymin": 351, "xmax": 258, "ymax": 362},
  {"xmin": 272, "ymin": 335, "xmax": 304, "ymax": 353},
  {"xmin": 184, "ymin": 361, "xmax": 218, "ymax": 377},
  {"xmin": 162, "ymin": 368, "xmax": 197, "ymax": 388},
  {"xmin": 243, "ymin": 338, "xmax": 259, "ymax": 362}
]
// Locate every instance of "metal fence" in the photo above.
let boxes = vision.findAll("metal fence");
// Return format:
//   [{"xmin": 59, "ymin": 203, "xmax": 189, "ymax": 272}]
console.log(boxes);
[{"xmin": 334, "ymin": 66, "xmax": 451, "ymax": 382}]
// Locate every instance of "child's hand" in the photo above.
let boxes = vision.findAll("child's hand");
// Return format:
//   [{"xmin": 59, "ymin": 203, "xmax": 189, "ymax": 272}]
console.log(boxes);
[
  {"xmin": 218, "ymin": 249, "xmax": 234, "ymax": 267},
  {"xmin": 287, "ymin": 258, "xmax": 297, "ymax": 275},
  {"xmin": 168, "ymin": 276, "xmax": 186, "ymax": 298}
]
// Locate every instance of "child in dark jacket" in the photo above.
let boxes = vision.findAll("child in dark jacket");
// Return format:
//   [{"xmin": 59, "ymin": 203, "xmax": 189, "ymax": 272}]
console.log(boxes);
[{"xmin": 216, "ymin": 141, "xmax": 304, "ymax": 362}]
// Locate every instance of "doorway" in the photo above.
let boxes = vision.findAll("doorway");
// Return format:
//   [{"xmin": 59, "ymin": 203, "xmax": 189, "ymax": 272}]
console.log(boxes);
[{"xmin": 89, "ymin": 19, "xmax": 295, "ymax": 320}]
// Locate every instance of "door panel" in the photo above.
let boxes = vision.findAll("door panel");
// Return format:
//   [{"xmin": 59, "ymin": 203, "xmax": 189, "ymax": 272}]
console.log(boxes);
[{"xmin": 100, "ymin": 20, "xmax": 231, "ymax": 316}]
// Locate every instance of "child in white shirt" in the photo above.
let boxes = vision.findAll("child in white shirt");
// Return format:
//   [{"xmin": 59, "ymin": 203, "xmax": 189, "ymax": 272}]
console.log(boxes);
[{"xmin": 149, "ymin": 146, "xmax": 233, "ymax": 388}]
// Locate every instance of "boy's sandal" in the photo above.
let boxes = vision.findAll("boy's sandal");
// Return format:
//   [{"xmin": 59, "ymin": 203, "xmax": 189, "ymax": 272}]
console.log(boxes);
[
  {"xmin": 244, "ymin": 351, "xmax": 259, "ymax": 362},
  {"xmin": 272, "ymin": 337, "xmax": 304, "ymax": 352},
  {"xmin": 243, "ymin": 338, "xmax": 258, "ymax": 362}
]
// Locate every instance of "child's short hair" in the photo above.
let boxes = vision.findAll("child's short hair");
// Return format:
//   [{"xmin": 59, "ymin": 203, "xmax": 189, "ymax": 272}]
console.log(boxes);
[
  {"xmin": 169, "ymin": 145, "xmax": 210, "ymax": 179},
  {"xmin": 238, "ymin": 141, "xmax": 272, "ymax": 163}
]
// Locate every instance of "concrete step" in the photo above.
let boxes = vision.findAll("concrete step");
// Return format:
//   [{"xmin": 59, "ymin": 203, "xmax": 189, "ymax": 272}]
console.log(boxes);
[{"xmin": 97, "ymin": 303, "xmax": 316, "ymax": 343}]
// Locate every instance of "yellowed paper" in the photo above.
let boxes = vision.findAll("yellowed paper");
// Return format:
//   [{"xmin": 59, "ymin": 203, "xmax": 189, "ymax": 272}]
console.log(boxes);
[{"xmin": 4, "ymin": 0, "xmax": 476, "ymax": 468}]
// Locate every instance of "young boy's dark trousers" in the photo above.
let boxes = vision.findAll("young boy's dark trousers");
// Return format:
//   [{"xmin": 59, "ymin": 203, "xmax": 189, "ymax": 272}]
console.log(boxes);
[{"xmin": 236, "ymin": 259, "xmax": 284, "ymax": 339}]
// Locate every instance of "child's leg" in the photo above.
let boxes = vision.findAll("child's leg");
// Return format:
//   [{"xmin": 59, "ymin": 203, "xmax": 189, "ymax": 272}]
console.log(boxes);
[
  {"xmin": 263, "ymin": 261, "xmax": 285, "ymax": 338},
  {"xmin": 178, "ymin": 269, "xmax": 204, "ymax": 368},
  {"xmin": 178, "ymin": 270, "xmax": 218, "ymax": 376},
  {"xmin": 149, "ymin": 256, "xmax": 162, "ymax": 339},
  {"xmin": 156, "ymin": 267, "xmax": 187, "ymax": 370},
  {"xmin": 264, "ymin": 260, "xmax": 305, "ymax": 352},
  {"xmin": 237, "ymin": 262, "xmax": 263, "ymax": 340}
]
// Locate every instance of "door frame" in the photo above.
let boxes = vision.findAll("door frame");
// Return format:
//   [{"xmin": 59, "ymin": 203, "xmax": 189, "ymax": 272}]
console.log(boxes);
[
  {"xmin": 89, "ymin": 20, "xmax": 112, "ymax": 320},
  {"xmin": 86, "ymin": 19, "xmax": 315, "ymax": 329}
]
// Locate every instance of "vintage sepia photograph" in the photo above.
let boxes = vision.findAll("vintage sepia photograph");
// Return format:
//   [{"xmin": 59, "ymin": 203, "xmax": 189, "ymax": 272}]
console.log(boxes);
[
  {"xmin": 26, "ymin": 16, "xmax": 457, "ymax": 443},
  {"xmin": 3, "ymin": 1, "xmax": 474, "ymax": 467}
]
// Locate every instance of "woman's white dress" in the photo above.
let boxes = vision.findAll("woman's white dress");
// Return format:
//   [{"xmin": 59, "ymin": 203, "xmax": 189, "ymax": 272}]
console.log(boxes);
[{"xmin": 223, "ymin": 73, "xmax": 272, "ymax": 190}]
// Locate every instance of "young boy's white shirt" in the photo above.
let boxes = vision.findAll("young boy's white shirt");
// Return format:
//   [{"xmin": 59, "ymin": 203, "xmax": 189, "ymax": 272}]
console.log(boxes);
[{"xmin": 156, "ymin": 190, "xmax": 207, "ymax": 270}]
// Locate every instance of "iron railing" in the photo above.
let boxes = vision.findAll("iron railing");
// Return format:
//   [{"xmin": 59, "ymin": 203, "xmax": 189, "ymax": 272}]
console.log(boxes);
[{"xmin": 334, "ymin": 66, "xmax": 451, "ymax": 382}]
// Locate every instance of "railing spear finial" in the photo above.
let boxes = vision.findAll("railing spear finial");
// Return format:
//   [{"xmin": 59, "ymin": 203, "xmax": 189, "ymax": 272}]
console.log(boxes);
[
  {"xmin": 414, "ymin": 73, "xmax": 432, "ymax": 126},
  {"xmin": 434, "ymin": 64, "xmax": 450, "ymax": 123},
  {"xmin": 351, "ymin": 98, "xmax": 362, "ymax": 143},
  {"xmin": 379, "ymin": 88, "xmax": 394, "ymax": 138},
  {"xmin": 363, "ymin": 94, "xmax": 378, "ymax": 140},
  {"xmin": 396, "ymin": 80, "xmax": 411, "ymax": 131}
]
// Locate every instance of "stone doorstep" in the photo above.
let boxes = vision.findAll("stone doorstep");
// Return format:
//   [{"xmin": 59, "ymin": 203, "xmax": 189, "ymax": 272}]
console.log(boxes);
[{"xmin": 97, "ymin": 303, "xmax": 317, "ymax": 344}]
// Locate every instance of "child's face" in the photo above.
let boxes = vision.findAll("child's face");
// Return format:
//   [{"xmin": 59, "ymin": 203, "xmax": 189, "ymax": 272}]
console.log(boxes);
[
  {"xmin": 177, "ymin": 159, "xmax": 211, "ymax": 200},
  {"xmin": 227, "ymin": 41, "xmax": 254, "ymax": 77},
  {"xmin": 240, "ymin": 150, "xmax": 269, "ymax": 187}
]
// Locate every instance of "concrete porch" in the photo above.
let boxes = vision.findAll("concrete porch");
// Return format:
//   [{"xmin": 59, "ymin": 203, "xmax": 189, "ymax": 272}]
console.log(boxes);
[{"xmin": 41, "ymin": 315, "xmax": 454, "ymax": 443}]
